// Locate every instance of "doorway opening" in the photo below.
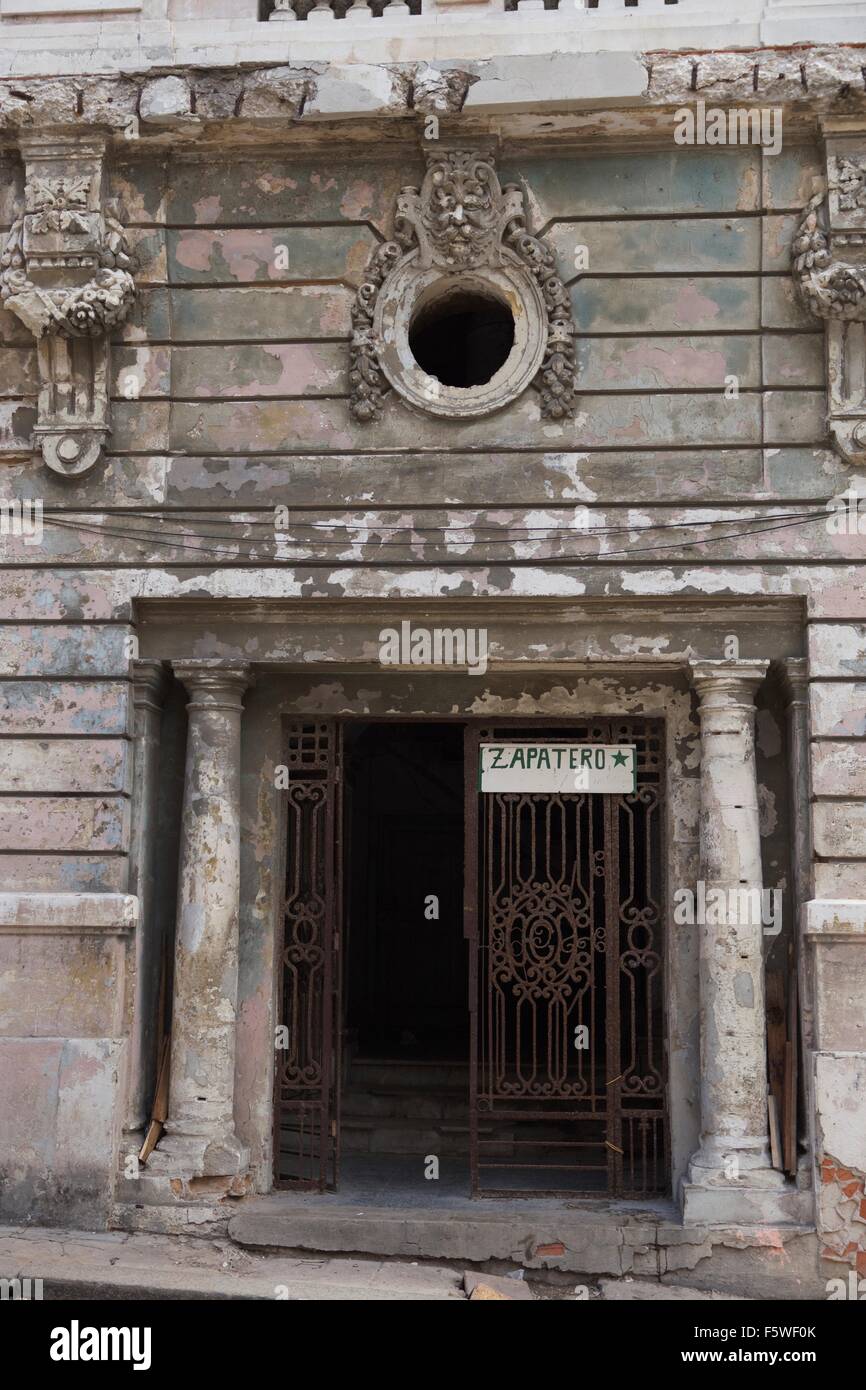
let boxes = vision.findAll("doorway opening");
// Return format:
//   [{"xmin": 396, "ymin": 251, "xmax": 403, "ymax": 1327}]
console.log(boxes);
[
  {"xmin": 341, "ymin": 721, "xmax": 469, "ymax": 1192},
  {"xmin": 273, "ymin": 716, "xmax": 668, "ymax": 1200}
]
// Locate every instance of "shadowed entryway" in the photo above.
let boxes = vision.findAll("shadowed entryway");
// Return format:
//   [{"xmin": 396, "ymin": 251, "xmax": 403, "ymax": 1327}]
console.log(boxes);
[
  {"xmin": 341, "ymin": 722, "xmax": 469, "ymax": 1176},
  {"xmin": 274, "ymin": 716, "xmax": 667, "ymax": 1200}
]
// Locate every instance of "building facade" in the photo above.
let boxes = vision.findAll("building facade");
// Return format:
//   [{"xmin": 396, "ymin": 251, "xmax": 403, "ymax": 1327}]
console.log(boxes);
[{"xmin": 0, "ymin": 0, "xmax": 864, "ymax": 1297}]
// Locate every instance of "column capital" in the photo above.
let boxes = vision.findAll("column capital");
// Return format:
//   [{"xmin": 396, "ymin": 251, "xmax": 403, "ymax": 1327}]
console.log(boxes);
[
  {"xmin": 689, "ymin": 658, "xmax": 769, "ymax": 702},
  {"xmin": 172, "ymin": 660, "xmax": 253, "ymax": 709},
  {"xmin": 773, "ymin": 656, "xmax": 809, "ymax": 708},
  {"xmin": 132, "ymin": 658, "xmax": 168, "ymax": 712}
]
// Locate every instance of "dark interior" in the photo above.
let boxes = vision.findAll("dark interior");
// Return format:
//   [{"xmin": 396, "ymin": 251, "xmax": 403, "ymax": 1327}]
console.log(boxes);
[
  {"xmin": 344, "ymin": 721, "xmax": 467, "ymax": 1058},
  {"xmin": 408, "ymin": 291, "xmax": 515, "ymax": 388}
]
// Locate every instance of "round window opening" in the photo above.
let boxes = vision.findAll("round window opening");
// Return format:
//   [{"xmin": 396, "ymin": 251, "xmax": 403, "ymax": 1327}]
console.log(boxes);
[{"xmin": 408, "ymin": 289, "xmax": 515, "ymax": 389}]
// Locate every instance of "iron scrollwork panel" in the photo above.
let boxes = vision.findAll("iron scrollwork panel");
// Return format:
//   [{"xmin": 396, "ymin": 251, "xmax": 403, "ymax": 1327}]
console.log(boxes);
[
  {"xmin": 471, "ymin": 720, "xmax": 667, "ymax": 1198},
  {"xmin": 275, "ymin": 721, "xmax": 341, "ymax": 1190}
]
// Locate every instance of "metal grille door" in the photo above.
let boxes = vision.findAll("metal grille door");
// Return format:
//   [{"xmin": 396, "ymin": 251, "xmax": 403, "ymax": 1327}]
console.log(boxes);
[
  {"xmin": 274, "ymin": 720, "xmax": 342, "ymax": 1190},
  {"xmin": 466, "ymin": 720, "xmax": 667, "ymax": 1198}
]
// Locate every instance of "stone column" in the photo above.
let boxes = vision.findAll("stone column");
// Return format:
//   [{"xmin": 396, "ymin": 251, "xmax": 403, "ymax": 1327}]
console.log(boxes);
[
  {"xmin": 124, "ymin": 660, "xmax": 167, "ymax": 1139},
  {"xmin": 148, "ymin": 661, "xmax": 252, "ymax": 1177},
  {"xmin": 683, "ymin": 659, "xmax": 792, "ymax": 1221}
]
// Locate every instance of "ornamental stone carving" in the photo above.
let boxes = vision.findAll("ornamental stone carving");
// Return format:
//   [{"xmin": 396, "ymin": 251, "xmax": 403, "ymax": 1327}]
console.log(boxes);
[
  {"xmin": 0, "ymin": 133, "xmax": 136, "ymax": 477},
  {"xmin": 792, "ymin": 135, "xmax": 866, "ymax": 465},
  {"xmin": 349, "ymin": 147, "xmax": 576, "ymax": 422}
]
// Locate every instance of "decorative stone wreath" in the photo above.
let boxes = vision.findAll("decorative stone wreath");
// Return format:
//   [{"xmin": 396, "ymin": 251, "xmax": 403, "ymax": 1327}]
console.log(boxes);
[
  {"xmin": 793, "ymin": 188, "xmax": 866, "ymax": 322},
  {"xmin": 350, "ymin": 149, "xmax": 577, "ymax": 423},
  {"xmin": 0, "ymin": 203, "xmax": 136, "ymax": 339}
]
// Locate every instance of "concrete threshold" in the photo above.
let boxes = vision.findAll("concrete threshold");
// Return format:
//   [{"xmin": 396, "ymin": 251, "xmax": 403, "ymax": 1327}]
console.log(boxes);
[
  {"xmin": 0, "ymin": 1221, "xmax": 818, "ymax": 1299},
  {"xmin": 227, "ymin": 1192, "xmax": 819, "ymax": 1296},
  {"xmin": 230, "ymin": 1191, "xmax": 682, "ymax": 1273}
]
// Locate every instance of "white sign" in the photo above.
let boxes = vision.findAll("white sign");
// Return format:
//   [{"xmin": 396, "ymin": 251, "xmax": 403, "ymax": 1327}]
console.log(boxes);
[{"xmin": 479, "ymin": 743, "xmax": 637, "ymax": 794}]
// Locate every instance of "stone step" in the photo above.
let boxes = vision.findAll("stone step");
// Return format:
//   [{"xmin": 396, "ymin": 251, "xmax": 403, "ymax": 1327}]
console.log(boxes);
[
  {"xmin": 346, "ymin": 1059, "xmax": 469, "ymax": 1091},
  {"xmin": 338, "ymin": 1113, "xmax": 523, "ymax": 1157},
  {"xmin": 340, "ymin": 1086, "xmax": 468, "ymax": 1121}
]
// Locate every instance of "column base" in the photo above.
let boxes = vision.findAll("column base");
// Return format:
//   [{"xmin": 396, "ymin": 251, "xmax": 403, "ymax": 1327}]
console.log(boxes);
[
  {"xmin": 687, "ymin": 1137, "xmax": 781, "ymax": 1185},
  {"xmin": 682, "ymin": 1179, "xmax": 813, "ymax": 1225},
  {"xmin": 683, "ymin": 1142, "xmax": 811, "ymax": 1224},
  {"xmin": 147, "ymin": 1129, "xmax": 249, "ymax": 1179}
]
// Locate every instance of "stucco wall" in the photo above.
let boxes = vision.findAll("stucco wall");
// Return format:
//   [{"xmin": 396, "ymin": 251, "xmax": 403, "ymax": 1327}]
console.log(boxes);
[{"xmin": 0, "ymin": 120, "xmax": 864, "ymax": 1245}]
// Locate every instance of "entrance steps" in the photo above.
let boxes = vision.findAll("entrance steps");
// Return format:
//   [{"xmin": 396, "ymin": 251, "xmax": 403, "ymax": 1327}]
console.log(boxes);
[
  {"xmin": 227, "ymin": 1190, "xmax": 818, "ymax": 1297},
  {"xmin": 341, "ymin": 1057, "xmax": 486, "ymax": 1157}
]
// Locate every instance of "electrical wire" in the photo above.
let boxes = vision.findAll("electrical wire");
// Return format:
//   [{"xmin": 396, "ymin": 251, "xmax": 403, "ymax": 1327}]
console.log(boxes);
[
  {"xmin": 43, "ymin": 505, "xmax": 833, "ymax": 541},
  {"xmin": 38, "ymin": 507, "xmax": 833, "ymax": 564}
]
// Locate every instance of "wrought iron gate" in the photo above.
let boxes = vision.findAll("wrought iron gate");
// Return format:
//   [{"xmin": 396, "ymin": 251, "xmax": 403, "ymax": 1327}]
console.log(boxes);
[
  {"xmin": 274, "ymin": 720, "xmax": 342, "ymax": 1189},
  {"xmin": 465, "ymin": 719, "xmax": 667, "ymax": 1198}
]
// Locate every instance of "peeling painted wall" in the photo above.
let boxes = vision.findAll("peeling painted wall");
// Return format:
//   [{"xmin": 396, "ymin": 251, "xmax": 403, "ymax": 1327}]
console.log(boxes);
[{"xmin": 0, "ymin": 98, "xmax": 864, "ymax": 1269}]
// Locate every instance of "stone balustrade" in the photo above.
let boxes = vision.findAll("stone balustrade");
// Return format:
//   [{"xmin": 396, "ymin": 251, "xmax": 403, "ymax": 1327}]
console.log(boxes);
[{"xmin": 0, "ymin": 0, "xmax": 862, "ymax": 57}]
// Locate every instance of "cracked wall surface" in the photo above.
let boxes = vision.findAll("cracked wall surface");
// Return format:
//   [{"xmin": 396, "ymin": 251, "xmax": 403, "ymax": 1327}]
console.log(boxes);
[{"xmin": 0, "ymin": 19, "xmax": 863, "ymax": 1294}]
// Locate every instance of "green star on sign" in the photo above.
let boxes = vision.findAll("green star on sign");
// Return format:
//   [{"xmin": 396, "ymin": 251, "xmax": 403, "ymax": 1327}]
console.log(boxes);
[{"xmin": 612, "ymin": 751, "xmax": 629, "ymax": 768}]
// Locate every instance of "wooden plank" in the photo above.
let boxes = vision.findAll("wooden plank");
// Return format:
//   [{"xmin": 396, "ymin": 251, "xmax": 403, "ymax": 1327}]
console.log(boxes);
[
  {"xmin": 766, "ymin": 969, "xmax": 787, "ymax": 1152},
  {"xmin": 768, "ymin": 1092, "xmax": 783, "ymax": 1171},
  {"xmin": 784, "ymin": 947, "xmax": 799, "ymax": 1179}
]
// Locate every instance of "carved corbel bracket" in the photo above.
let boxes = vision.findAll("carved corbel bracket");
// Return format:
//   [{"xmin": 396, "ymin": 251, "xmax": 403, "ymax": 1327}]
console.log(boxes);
[
  {"xmin": 792, "ymin": 135, "xmax": 866, "ymax": 466},
  {"xmin": 0, "ymin": 132, "xmax": 136, "ymax": 477}
]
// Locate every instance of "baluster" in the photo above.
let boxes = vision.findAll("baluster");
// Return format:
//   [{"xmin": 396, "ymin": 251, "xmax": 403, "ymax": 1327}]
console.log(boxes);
[
  {"xmin": 269, "ymin": 0, "xmax": 298, "ymax": 19},
  {"xmin": 307, "ymin": 0, "xmax": 337, "ymax": 19},
  {"xmin": 381, "ymin": 0, "xmax": 412, "ymax": 16},
  {"xmin": 346, "ymin": 0, "xmax": 373, "ymax": 18}
]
